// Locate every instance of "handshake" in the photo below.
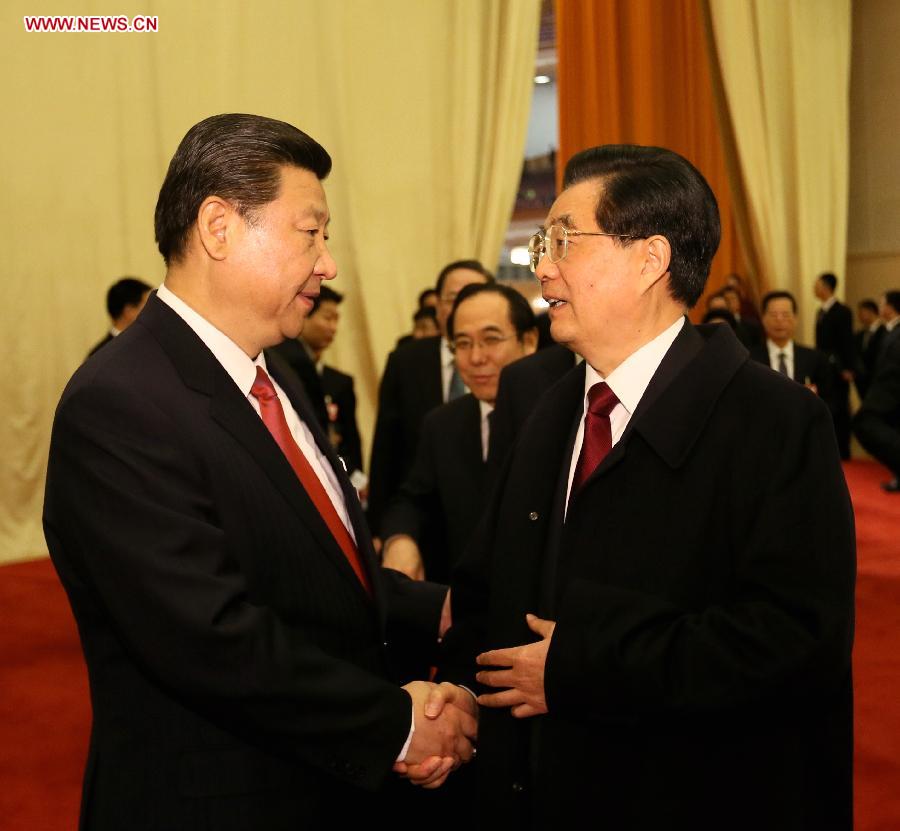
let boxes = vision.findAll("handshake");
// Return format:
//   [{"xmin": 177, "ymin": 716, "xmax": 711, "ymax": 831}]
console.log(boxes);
[{"xmin": 394, "ymin": 681, "xmax": 478, "ymax": 789}]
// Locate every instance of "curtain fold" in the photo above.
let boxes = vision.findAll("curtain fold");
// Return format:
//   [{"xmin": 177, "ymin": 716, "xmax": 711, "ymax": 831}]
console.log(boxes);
[
  {"xmin": 555, "ymin": 0, "xmax": 744, "ymax": 313},
  {"xmin": 704, "ymin": 0, "xmax": 852, "ymax": 340},
  {"xmin": 0, "ymin": 0, "xmax": 540, "ymax": 563}
]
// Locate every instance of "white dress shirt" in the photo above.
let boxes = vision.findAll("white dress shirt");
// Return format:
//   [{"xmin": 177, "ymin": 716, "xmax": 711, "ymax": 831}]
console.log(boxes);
[
  {"xmin": 565, "ymin": 317, "xmax": 685, "ymax": 513},
  {"xmin": 766, "ymin": 339, "xmax": 795, "ymax": 379},
  {"xmin": 156, "ymin": 285, "xmax": 356, "ymax": 541},
  {"xmin": 479, "ymin": 400, "xmax": 494, "ymax": 462}
]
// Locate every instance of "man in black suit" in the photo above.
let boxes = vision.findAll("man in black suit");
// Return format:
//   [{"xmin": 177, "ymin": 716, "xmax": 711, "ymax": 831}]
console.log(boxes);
[
  {"xmin": 721, "ymin": 284, "xmax": 762, "ymax": 348},
  {"xmin": 486, "ymin": 344, "xmax": 577, "ymax": 477},
  {"xmin": 272, "ymin": 285, "xmax": 364, "ymax": 478},
  {"xmin": 438, "ymin": 145, "xmax": 854, "ymax": 829},
  {"xmin": 87, "ymin": 276, "xmax": 152, "ymax": 357},
  {"xmin": 750, "ymin": 290, "xmax": 834, "ymax": 408},
  {"xmin": 854, "ymin": 298, "xmax": 885, "ymax": 399},
  {"xmin": 855, "ymin": 289, "xmax": 900, "ymax": 492},
  {"xmin": 368, "ymin": 260, "xmax": 494, "ymax": 536},
  {"xmin": 43, "ymin": 113, "xmax": 476, "ymax": 829},
  {"xmin": 815, "ymin": 272, "xmax": 855, "ymax": 458},
  {"xmin": 381, "ymin": 283, "xmax": 538, "ymax": 583}
]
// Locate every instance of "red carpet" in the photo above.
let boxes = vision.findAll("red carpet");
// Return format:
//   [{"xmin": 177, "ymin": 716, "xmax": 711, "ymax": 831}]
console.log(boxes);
[{"xmin": 0, "ymin": 459, "xmax": 897, "ymax": 829}]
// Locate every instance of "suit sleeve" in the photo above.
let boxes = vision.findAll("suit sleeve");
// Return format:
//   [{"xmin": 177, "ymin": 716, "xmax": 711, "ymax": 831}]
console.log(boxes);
[
  {"xmin": 338, "ymin": 377, "xmax": 364, "ymax": 475},
  {"xmin": 545, "ymin": 398, "xmax": 855, "ymax": 719},
  {"xmin": 43, "ymin": 380, "xmax": 411, "ymax": 791}
]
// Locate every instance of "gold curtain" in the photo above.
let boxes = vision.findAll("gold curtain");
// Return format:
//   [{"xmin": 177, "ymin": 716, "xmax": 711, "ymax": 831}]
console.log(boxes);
[
  {"xmin": 555, "ymin": 0, "xmax": 745, "ymax": 315},
  {"xmin": 0, "ymin": 0, "xmax": 540, "ymax": 564},
  {"xmin": 704, "ymin": 0, "xmax": 852, "ymax": 341}
]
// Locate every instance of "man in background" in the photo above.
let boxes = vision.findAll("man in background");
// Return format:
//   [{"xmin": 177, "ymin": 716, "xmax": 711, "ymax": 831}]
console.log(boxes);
[
  {"xmin": 87, "ymin": 276, "xmax": 151, "ymax": 357},
  {"xmin": 814, "ymin": 272, "xmax": 855, "ymax": 458},
  {"xmin": 855, "ymin": 289, "xmax": 900, "ymax": 492},
  {"xmin": 368, "ymin": 260, "xmax": 493, "ymax": 536},
  {"xmin": 44, "ymin": 113, "xmax": 474, "ymax": 829},
  {"xmin": 272, "ymin": 285, "xmax": 364, "ymax": 481},
  {"xmin": 854, "ymin": 298, "xmax": 884, "ymax": 400},
  {"xmin": 750, "ymin": 290, "xmax": 834, "ymax": 405},
  {"xmin": 381, "ymin": 283, "xmax": 537, "ymax": 583}
]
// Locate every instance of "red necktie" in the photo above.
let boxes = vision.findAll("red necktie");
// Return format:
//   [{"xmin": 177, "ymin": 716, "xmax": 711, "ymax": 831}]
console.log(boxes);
[
  {"xmin": 571, "ymin": 382, "xmax": 620, "ymax": 493},
  {"xmin": 250, "ymin": 367, "xmax": 371, "ymax": 595}
]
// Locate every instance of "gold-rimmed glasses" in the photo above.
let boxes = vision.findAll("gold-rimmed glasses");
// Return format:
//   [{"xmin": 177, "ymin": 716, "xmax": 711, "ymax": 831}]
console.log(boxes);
[{"xmin": 527, "ymin": 224, "xmax": 636, "ymax": 272}]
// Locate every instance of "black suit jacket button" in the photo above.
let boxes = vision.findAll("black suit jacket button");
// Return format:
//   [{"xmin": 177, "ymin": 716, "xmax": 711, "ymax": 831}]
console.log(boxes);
[{"xmin": 528, "ymin": 511, "xmax": 539, "ymax": 521}]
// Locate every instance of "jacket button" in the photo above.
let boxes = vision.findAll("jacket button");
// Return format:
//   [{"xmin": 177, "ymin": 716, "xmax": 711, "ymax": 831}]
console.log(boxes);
[
  {"xmin": 528, "ymin": 511, "xmax": 539, "ymax": 521},
  {"xmin": 512, "ymin": 781, "xmax": 526, "ymax": 792}
]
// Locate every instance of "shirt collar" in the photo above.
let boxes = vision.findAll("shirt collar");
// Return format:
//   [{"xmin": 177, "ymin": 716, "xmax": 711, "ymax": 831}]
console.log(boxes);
[
  {"xmin": 767, "ymin": 338, "xmax": 794, "ymax": 358},
  {"xmin": 157, "ymin": 283, "xmax": 266, "ymax": 397},
  {"xmin": 583, "ymin": 316, "xmax": 685, "ymax": 415},
  {"xmin": 440, "ymin": 336, "xmax": 455, "ymax": 368},
  {"xmin": 479, "ymin": 399, "xmax": 495, "ymax": 422},
  {"xmin": 822, "ymin": 296, "xmax": 837, "ymax": 312}
]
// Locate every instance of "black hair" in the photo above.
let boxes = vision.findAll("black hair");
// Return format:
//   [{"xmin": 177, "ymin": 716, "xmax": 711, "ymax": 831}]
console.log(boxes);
[
  {"xmin": 447, "ymin": 282, "xmax": 536, "ymax": 340},
  {"xmin": 155, "ymin": 113, "xmax": 332, "ymax": 265},
  {"xmin": 884, "ymin": 290, "xmax": 900, "ymax": 314},
  {"xmin": 761, "ymin": 290, "xmax": 797, "ymax": 314},
  {"xmin": 106, "ymin": 277, "xmax": 152, "ymax": 319},
  {"xmin": 417, "ymin": 288, "xmax": 438, "ymax": 308},
  {"xmin": 858, "ymin": 299, "xmax": 879, "ymax": 315},
  {"xmin": 435, "ymin": 260, "xmax": 494, "ymax": 297},
  {"xmin": 562, "ymin": 144, "xmax": 720, "ymax": 308},
  {"xmin": 701, "ymin": 309, "xmax": 737, "ymax": 330},
  {"xmin": 310, "ymin": 285, "xmax": 343, "ymax": 316},
  {"xmin": 413, "ymin": 306, "xmax": 437, "ymax": 323},
  {"xmin": 818, "ymin": 272, "xmax": 838, "ymax": 292}
]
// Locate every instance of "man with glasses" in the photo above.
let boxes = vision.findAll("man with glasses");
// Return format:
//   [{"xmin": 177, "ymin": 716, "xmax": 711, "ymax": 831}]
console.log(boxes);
[
  {"xmin": 368, "ymin": 260, "xmax": 493, "ymax": 538},
  {"xmin": 381, "ymin": 283, "xmax": 537, "ymax": 585},
  {"xmin": 438, "ymin": 145, "xmax": 854, "ymax": 829}
]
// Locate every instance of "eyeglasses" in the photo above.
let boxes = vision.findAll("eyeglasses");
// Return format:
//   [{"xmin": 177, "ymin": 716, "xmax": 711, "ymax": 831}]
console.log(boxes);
[
  {"xmin": 450, "ymin": 334, "xmax": 513, "ymax": 354},
  {"xmin": 527, "ymin": 224, "xmax": 636, "ymax": 272}
]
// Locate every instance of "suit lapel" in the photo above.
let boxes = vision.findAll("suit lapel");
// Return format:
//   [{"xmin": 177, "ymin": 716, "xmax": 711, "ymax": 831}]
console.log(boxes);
[{"xmin": 140, "ymin": 296, "xmax": 379, "ymax": 613}]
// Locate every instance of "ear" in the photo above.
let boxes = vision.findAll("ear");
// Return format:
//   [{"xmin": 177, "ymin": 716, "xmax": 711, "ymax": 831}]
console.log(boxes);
[
  {"xmin": 522, "ymin": 327, "xmax": 539, "ymax": 355},
  {"xmin": 638, "ymin": 235, "xmax": 672, "ymax": 294},
  {"xmin": 196, "ymin": 196, "xmax": 236, "ymax": 262}
]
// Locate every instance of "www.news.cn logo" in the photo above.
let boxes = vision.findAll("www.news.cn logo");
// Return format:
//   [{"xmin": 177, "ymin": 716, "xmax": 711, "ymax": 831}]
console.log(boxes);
[{"xmin": 23, "ymin": 15, "xmax": 159, "ymax": 33}]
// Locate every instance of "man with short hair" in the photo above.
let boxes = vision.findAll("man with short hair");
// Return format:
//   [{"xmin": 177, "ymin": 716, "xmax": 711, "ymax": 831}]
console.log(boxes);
[
  {"xmin": 44, "ymin": 113, "xmax": 475, "ymax": 828},
  {"xmin": 368, "ymin": 260, "xmax": 494, "ymax": 535},
  {"xmin": 855, "ymin": 289, "xmax": 900, "ymax": 492},
  {"xmin": 721, "ymin": 284, "xmax": 762, "ymax": 347},
  {"xmin": 750, "ymin": 290, "xmax": 834, "ymax": 404},
  {"xmin": 381, "ymin": 283, "xmax": 538, "ymax": 584},
  {"xmin": 814, "ymin": 272, "xmax": 855, "ymax": 458},
  {"xmin": 87, "ymin": 276, "xmax": 152, "ymax": 357},
  {"xmin": 440, "ymin": 144, "xmax": 855, "ymax": 829},
  {"xmin": 272, "ymin": 285, "xmax": 364, "ymax": 479}
]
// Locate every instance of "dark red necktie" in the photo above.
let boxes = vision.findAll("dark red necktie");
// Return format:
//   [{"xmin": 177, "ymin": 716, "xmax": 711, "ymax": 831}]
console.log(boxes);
[
  {"xmin": 250, "ymin": 367, "xmax": 371, "ymax": 595},
  {"xmin": 571, "ymin": 382, "xmax": 620, "ymax": 493}
]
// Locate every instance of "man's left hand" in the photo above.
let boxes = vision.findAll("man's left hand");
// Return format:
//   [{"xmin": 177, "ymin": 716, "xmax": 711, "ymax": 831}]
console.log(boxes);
[{"xmin": 475, "ymin": 614, "xmax": 556, "ymax": 718}]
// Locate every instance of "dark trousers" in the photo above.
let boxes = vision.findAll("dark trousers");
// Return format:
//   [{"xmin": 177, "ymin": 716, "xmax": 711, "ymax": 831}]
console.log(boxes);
[{"xmin": 854, "ymin": 409, "xmax": 900, "ymax": 477}]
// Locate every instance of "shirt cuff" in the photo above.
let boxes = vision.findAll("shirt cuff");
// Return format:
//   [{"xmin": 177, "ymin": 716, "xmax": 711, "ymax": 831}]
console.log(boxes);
[{"xmin": 395, "ymin": 702, "xmax": 415, "ymax": 762}]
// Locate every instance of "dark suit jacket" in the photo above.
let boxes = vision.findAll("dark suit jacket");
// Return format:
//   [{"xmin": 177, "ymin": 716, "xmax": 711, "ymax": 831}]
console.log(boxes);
[
  {"xmin": 321, "ymin": 365, "xmax": 364, "ymax": 475},
  {"xmin": 268, "ymin": 338, "xmax": 329, "ymax": 431},
  {"xmin": 487, "ymin": 345, "xmax": 577, "ymax": 477},
  {"xmin": 444, "ymin": 321, "xmax": 855, "ymax": 830},
  {"xmin": 86, "ymin": 331, "xmax": 114, "ymax": 358},
  {"xmin": 749, "ymin": 342, "xmax": 835, "ymax": 408},
  {"xmin": 854, "ymin": 325, "xmax": 886, "ymax": 399},
  {"xmin": 368, "ymin": 336, "xmax": 443, "ymax": 531},
  {"xmin": 816, "ymin": 300, "xmax": 855, "ymax": 374},
  {"xmin": 43, "ymin": 294, "xmax": 444, "ymax": 830},
  {"xmin": 860, "ymin": 329, "xmax": 900, "ymax": 420},
  {"xmin": 381, "ymin": 394, "xmax": 486, "ymax": 584}
]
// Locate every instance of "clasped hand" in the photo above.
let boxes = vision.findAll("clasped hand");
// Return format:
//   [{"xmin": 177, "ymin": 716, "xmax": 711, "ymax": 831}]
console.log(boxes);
[
  {"xmin": 475, "ymin": 613, "xmax": 556, "ymax": 719},
  {"xmin": 395, "ymin": 681, "xmax": 479, "ymax": 788}
]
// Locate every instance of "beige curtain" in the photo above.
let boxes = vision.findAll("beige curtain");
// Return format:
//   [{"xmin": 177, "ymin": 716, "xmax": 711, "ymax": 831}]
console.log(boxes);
[
  {"xmin": 0, "ymin": 0, "xmax": 540, "ymax": 564},
  {"xmin": 704, "ymin": 0, "xmax": 852, "ymax": 340}
]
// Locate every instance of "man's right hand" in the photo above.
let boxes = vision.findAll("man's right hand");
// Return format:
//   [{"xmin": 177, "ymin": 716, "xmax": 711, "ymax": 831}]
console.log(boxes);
[
  {"xmin": 382, "ymin": 536, "xmax": 425, "ymax": 581},
  {"xmin": 395, "ymin": 681, "xmax": 478, "ymax": 788}
]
